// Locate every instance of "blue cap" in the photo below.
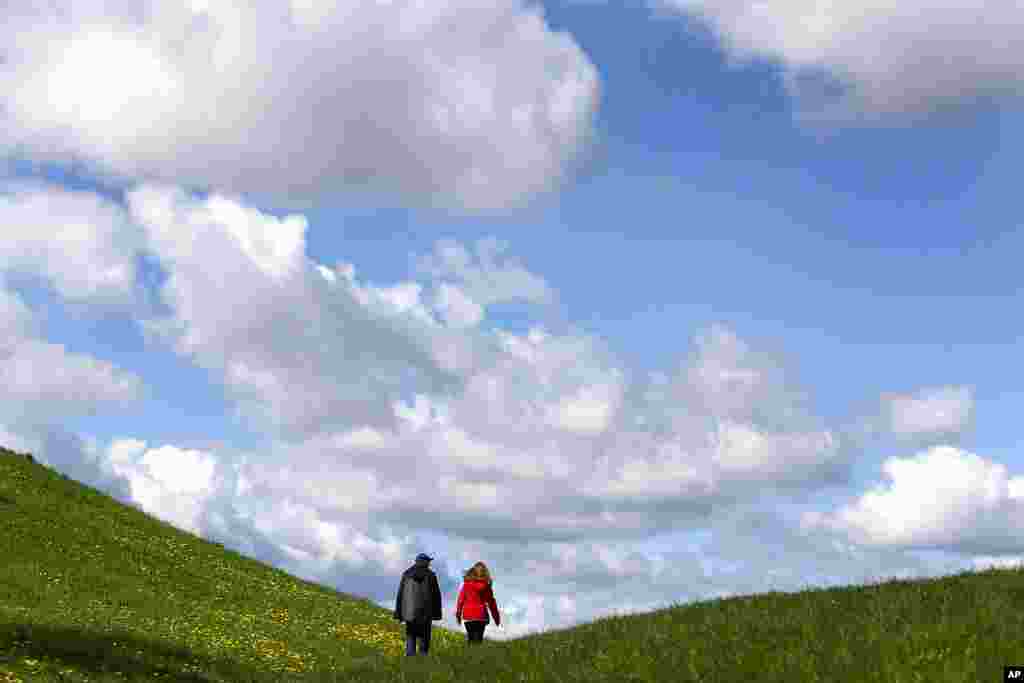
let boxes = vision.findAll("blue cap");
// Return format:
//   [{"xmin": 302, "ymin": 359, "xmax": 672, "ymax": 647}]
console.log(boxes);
[{"xmin": 415, "ymin": 553, "xmax": 433, "ymax": 562}]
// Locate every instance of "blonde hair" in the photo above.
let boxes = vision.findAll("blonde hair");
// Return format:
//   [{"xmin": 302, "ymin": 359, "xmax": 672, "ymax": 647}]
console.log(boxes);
[{"xmin": 464, "ymin": 561, "xmax": 492, "ymax": 583}]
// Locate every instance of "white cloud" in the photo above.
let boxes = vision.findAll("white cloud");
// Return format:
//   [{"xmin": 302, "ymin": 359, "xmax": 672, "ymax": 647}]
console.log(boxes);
[
  {"xmin": 581, "ymin": 327, "xmax": 840, "ymax": 503},
  {"xmin": 227, "ymin": 314, "xmax": 844, "ymax": 558},
  {"xmin": 128, "ymin": 185, "xmax": 576, "ymax": 446},
  {"xmin": 588, "ymin": 442, "xmax": 710, "ymax": 499},
  {"xmin": 129, "ymin": 184, "xmax": 463, "ymax": 437},
  {"xmin": 546, "ymin": 381, "xmax": 620, "ymax": 435},
  {"xmin": 0, "ymin": 287, "xmax": 143, "ymax": 427},
  {"xmin": 657, "ymin": 0, "xmax": 1024, "ymax": 123},
  {"xmin": 884, "ymin": 386, "xmax": 973, "ymax": 438},
  {"xmin": 681, "ymin": 325, "xmax": 810, "ymax": 428},
  {"xmin": 132, "ymin": 184, "xmax": 307, "ymax": 287},
  {"xmin": 0, "ymin": 265, "xmax": 145, "ymax": 494},
  {"xmin": 0, "ymin": 183, "xmax": 142, "ymax": 306},
  {"xmin": 1, "ymin": 1, "xmax": 600, "ymax": 211},
  {"xmin": 451, "ymin": 327, "xmax": 625, "ymax": 445},
  {"xmin": 333, "ymin": 427, "xmax": 391, "ymax": 452},
  {"xmin": 1, "ymin": 339, "xmax": 142, "ymax": 421},
  {"xmin": 434, "ymin": 283, "xmax": 484, "ymax": 329},
  {"xmin": 714, "ymin": 422, "xmax": 837, "ymax": 477},
  {"xmin": 801, "ymin": 445, "xmax": 1024, "ymax": 554},
  {"xmin": 580, "ymin": 421, "xmax": 840, "ymax": 502},
  {"xmin": 101, "ymin": 439, "xmax": 222, "ymax": 535},
  {"xmin": 107, "ymin": 438, "xmax": 148, "ymax": 466},
  {"xmin": 4, "ymin": 182, "xmax": 1012, "ymax": 640},
  {"xmin": 971, "ymin": 555, "xmax": 1024, "ymax": 572},
  {"xmin": 140, "ymin": 445, "xmax": 217, "ymax": 497},
  {"xmin": 418, "ymin": 238, "xmax": 554, "ymax": 311},
  {"xmin": 200, "ymin": 197, "xmax": 307, "ymax": 281},
  {"xmin": 187, "ymin": 463, "xmax": 431, "ymax": 604},
  {"xmin": 0, "ymin": 287, "xmax": 37, "ymax": 348}
]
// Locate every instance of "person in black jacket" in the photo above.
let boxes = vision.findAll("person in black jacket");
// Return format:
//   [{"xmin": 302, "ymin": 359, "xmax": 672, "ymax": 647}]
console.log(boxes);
[{"xmin": 394, "ymin": 553, "xmax": 443, "ymax": 656}]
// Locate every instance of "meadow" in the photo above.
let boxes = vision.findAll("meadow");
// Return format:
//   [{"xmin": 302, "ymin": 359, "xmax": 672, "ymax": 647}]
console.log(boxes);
[{"xmin": 0, "ymin": 445, "xmax": 1016, "ymax": 682}]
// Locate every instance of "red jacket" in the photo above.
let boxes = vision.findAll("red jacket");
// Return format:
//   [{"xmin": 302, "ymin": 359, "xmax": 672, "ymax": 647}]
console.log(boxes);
[{"xmin": 456, "ymin": 579, "xmax": 501, "ymax": 625}]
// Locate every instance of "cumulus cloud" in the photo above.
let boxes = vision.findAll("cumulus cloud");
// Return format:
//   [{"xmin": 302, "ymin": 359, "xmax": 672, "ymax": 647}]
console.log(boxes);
[
  {"xmin": 229, "ymin": 495, "xmax": 416, "ymax": 579},
  {"xmin": 0, "ymin": 287, "xmax": 143, "ymax": 428},
  {"xmin": 228, "ymin": 317, "xmax": 845, "ymax": 558},
  {"xmin": 0, "ymin": 182, "xmax": 143, "ymax": 306},
  {"xmin": 1, "ymin": 0, "xmax": 600, "ymax": 211},
  {"xmin": 433, "ymin": 283, "xmax": 485, "ymax": 329},
  {"xmin": 0, "ymin": 286, "xmax": 37, "ymax": 345},
  {"xmin": 101, "ymin": 438, "xmax": 226, "ymax": 535},
  {"xmin": 117, "ymin": 202, "xmax": 847, "ymax": 563},
  {"xmin": 127, "ymin": 185, "xmax": 574, "ymax": 443},
  {"xmin": 128, "ymin": 184, "xmax": 474, "ymax": 437},
  {"xmin": 88, "ymin": 435, "xmax": 454, "ymax": 619},
  {"xmin": 673, "ymin": 500, "xmax": 976, "ymax": 600},
  {"xmin": 1, "ymin": 338, "xmax": 143, "ymax": 423},
  {"xmin": 92, "ymin": 437, "xmax": 421, "ymax": 597},
  {"xmin": 657, "ymin": 0, "xmax": 1024, "ymax": 123},
  {"xmin": 416, "ymin": 237, "xmax": 556, "ymax": 331},
  {"xmin": 679, "ymin": 326, "xmax": 812, "ymax": 429},
  {"xmin": 884, "ymin": 385, "xmax": 973, "ymax": 439},
  {"xmin": 418, "ymin": 238, "xmax": 555, "ymax": 311},
  {"xmin": 366, "ymin": 503, "xmax": 976, "ymax": 639},
  {"xmin": 77, "ymin": 430, "xmax": 997, "ymax": 641},
  {"xmin": 3, "ymin": 181, "xmax": 1009, "ymax": 641},
  {"xmin": 802, "ymin": 445, "xmax": 1024, "ymax": 556},
  {"xmin": 971, "ymin": 555, "xmax": 1024, "ymax": 572},
  {"xmin": 452, "ymin": 327, "xmax": 624, "ymax": 443},
  {"xmin": 0, "ymin": 232, "xmax": 144, "ymax": 493},
  {"xmin": 546, "ymin": 380, "xmax": 620, "ymax": 435},
  {"xmin": 582, "ymin": 326, "xmax": 844, "ymax": 504}
]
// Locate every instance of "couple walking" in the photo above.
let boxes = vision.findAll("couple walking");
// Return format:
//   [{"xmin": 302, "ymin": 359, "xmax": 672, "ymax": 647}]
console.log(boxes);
[{"xmin": 394, "ymin": 553, "xmax": 502, "ymax": 656}]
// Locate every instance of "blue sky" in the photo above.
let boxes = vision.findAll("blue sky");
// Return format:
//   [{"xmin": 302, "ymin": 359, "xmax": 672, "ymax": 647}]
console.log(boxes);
[{"xmin": 2, "ymin": 0, "xmax": 1023, "ymax": 639}]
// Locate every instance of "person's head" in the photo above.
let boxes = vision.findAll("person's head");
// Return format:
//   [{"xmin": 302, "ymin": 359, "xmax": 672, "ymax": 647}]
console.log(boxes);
[
  {"xmin": 415, "ymin": 552, "xmax": 433, "ymax": 566},
  {"xmin": 464, "ymin": 561, "xmax": 492, "ymax": 583}
]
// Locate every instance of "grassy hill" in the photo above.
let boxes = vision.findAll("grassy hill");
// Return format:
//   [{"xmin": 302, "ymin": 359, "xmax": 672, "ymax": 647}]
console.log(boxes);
[{"xmin": 0, "ymin": 444, "xmax": 1017, "ymax": 682}]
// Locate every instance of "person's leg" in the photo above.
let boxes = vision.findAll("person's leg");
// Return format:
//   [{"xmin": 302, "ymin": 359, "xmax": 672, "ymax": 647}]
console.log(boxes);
[
  {"xmin": 467, "ymin": 621, "xmax": 485, "ymax": 643},
  {"xmin": 405, "ymin": 623, "xmax": 416, "ymax": 656},
  {"xmin": 420, "ymin": 622, "xmax": 432, "ymax": 655}
]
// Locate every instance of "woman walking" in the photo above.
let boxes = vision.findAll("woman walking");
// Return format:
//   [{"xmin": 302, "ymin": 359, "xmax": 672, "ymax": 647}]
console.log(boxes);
[{"xmin": 455, "ymin": 561, "xmax": 501, "ymax": 644}]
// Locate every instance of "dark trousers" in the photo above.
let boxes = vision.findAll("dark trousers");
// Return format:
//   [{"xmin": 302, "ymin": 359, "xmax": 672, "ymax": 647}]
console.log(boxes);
[
  {"xmin": 465, "ymin": 620, "xmax": 486, "ymax": 643},
  {"xmin": 405, "ymin": 621, "xmax": 432, "ymax": 656}
]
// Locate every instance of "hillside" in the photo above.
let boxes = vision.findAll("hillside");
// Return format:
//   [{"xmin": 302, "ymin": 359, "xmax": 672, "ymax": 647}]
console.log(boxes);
[{"xmin": 0, "ymin": 445, "xmax": 1017, "ymax": 682}]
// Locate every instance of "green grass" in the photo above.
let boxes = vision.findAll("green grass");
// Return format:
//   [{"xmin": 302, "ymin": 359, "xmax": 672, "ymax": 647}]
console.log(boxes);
[{"xmin": 0, "ymin": 444, "xmax": 1016, "ymax": 682}]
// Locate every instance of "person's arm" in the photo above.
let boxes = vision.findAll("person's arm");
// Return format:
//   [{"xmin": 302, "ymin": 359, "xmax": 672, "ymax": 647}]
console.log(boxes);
[
  {"xmin": 455, "ymin": 584, "xmax": 465, "ymax": 623},
  {"xmin": 487, "ymin": 586, "xmax": 501, "ymax": 626},
  {"xmin": 431, "ymin": 574, "xmax": 443, "ymax": 620},
  {"xmin": 393, "ymin": 577, "xmax": 404, "ymax": 621}
]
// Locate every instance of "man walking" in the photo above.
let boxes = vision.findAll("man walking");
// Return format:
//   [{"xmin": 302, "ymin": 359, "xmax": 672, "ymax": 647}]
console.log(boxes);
[{"xmin": 394, "ymin": 553, "xmax": 443, "ymax": 656}]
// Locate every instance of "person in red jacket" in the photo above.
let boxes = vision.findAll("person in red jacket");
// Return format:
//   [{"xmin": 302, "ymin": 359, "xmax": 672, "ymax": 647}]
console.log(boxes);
[{"xmin": 455, "ymin": 561, "xmax": 501, "ymax": 644}]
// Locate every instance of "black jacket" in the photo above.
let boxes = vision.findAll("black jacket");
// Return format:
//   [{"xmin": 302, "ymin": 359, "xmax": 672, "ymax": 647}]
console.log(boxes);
[{"xmin": 394, "ymin": 563, "xmax": 443, "ymax": 623}]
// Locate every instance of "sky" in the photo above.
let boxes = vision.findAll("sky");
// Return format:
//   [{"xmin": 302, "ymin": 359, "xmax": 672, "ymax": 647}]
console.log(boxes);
[{"xmin": 1, "ymin": 0, "xmax": 1023, "ymax": 640}]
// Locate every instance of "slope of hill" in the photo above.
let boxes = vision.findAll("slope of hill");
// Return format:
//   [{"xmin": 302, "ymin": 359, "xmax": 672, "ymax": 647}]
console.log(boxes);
[{"xmin": 0, "ymin": 445, "xmax": 1018, "ymax": 682}]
